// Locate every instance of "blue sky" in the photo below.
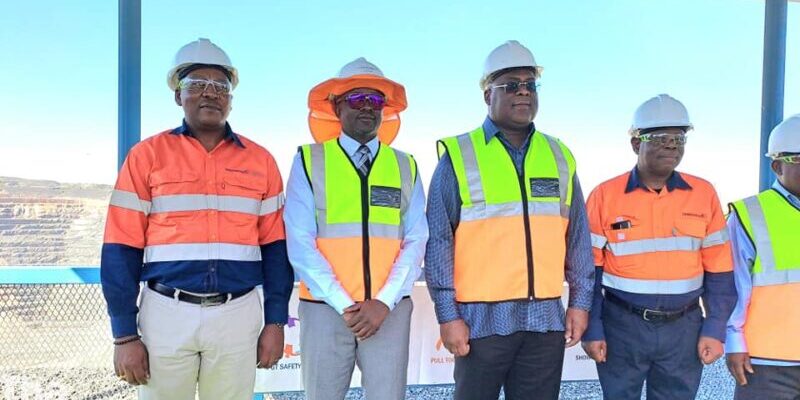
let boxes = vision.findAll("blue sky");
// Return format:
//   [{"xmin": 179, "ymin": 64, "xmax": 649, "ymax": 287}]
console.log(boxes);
[{"xmin": 1, "ymin": 0, "xmax": 799, "ymax": 205}]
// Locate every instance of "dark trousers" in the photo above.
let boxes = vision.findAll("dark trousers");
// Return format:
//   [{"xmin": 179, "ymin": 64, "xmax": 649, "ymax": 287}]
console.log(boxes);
[
  {"xmin": 453, "ymin": 330, "xmax": 566, "ymax": 400},
  {"xmin": 735, "ymin": 364, "xmax": 800, "ymax": 400},
  {"xmin": 596, "ymin": 298, "xmax": 703, "ymax": 400}
]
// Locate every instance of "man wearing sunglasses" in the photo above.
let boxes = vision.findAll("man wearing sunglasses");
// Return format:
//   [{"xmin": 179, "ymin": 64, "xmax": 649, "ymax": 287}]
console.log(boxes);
[
  {"xmin": 425, "ymin": 40, "xmax": 594, "ymax": 400},
  {"xmin": 583, "ymin": 94, "xmax": 735, "ymax": 399},
  {"xmin": 726, "ymin": 114, "xmax": 800, "ymax": 399},
  {"xmin": 284, "ymin": 57, "xmax": 427, "ymax": 400},
  {"xmin": 100, "ymin": 38, "xmax": 293, "ymax": 399}
]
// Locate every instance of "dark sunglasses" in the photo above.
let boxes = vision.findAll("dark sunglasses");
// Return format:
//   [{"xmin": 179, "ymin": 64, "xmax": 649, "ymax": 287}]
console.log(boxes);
[
  {"xmin": 490, "ymin": 80, "xmax": 540, "ymax": 94},
  {"xmin": 338, "ymin": 93, "xmax": 386, "ymax": 110}
]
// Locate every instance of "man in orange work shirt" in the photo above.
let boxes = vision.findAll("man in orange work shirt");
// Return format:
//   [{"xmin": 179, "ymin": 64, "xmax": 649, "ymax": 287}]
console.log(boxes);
[
  {"xmin": 582, "ymin": 94, "xmax": 736, "ymax": 400},
  {"xmin": 100, "ymin": 38, "xmax": 293, "ymax": 400}
]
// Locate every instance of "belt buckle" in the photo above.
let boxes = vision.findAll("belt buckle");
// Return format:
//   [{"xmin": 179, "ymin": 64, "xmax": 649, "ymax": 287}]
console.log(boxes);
[
  {"xmin": 199, "ymin": 295, "xmax": 224, "ymax": 307},
  {"xmin": 642, "ymin": 308, "xmax": 656, "ymax": 321}
]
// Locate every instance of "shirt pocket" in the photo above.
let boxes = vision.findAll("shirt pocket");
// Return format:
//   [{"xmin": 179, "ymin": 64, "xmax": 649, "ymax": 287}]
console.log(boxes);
[
  {"xmin": 222, "ymin": 172, "xmax": 262, "ymax": 242},
  {"xmin": 149, "ymin": 170, "xmax": 200, "ymax": 196},
  {"xmin": 673, "ymin": 216, "xmax": 707, "ymax": 240},
  {"xmin": 146, "ymin": 171, "xmax": 200, "ymax": 237},
  {"xmin": 670, "ymin": 216, "xmax": 707, "ymax": 273},
  {"xmin": 602, "ymin": 215, "xmax": 642, "ymax": 268},
  {"xmin": 223, "ymin": 173, "xmax": 264, "ymax": 199}
]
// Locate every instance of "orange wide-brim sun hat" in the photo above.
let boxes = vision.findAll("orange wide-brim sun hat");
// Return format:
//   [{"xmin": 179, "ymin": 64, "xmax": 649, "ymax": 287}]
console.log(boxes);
[{"xmin": 308, "ymin": 73, "xmax": 408, "ymax": 145}]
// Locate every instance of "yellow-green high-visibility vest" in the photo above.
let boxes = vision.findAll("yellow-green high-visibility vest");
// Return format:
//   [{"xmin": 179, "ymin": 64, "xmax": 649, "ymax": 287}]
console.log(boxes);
[
  {"xmin": 438, "ymin": 126, "xmax": 576, "ymax": 302},
  {"xmin": 730, "ymin": 189, "xmax": 800, "ymax": 361},
  {"xmin": 299, "ymin": 138, "xmax": 417, "ymax": 301}
]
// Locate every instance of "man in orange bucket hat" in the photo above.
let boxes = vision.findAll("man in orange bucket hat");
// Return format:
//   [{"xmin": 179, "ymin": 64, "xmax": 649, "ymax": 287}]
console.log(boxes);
[{"xmin": 284, "ymin": 57, "xmax": 428, "ymax": 400}]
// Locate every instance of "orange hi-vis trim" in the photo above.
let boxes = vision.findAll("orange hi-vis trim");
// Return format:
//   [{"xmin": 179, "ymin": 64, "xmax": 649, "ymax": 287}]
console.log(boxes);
[
  {"xmin": 587, "ymin": 171, "xmax": 732, "ymax": 295},
  {"xmin": 103, "ymin": 130, "xmax": 285, "ymax": 263}
]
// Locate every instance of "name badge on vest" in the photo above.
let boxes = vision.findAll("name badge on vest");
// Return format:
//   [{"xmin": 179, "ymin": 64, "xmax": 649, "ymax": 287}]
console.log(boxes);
[
  {"xmin": 370, "ymin": 186, "xmax": 401, "ymax": 208},
  {"xmin": 529, "ymin": 178, "xmax": 560, "ymax": 197}
]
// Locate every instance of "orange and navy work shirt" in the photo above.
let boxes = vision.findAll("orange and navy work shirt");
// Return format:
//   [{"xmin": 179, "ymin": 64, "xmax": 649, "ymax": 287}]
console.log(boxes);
[
  {"xmin": 100, "ymin": 121, "xmax": 293, "ymax": 338},
  {"xmin": 583, "ymin": 168, "xmax": 736, "ymax": 341}
]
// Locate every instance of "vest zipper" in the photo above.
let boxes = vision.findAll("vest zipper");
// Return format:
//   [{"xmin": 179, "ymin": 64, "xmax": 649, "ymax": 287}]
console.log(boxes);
[
  {"xmin": 517, "ymin": 169, "xmax": 535, "ymax": 300},
  {"xmin": 360, "ymin": 172, "xmax": 372, "ymax": 300}
]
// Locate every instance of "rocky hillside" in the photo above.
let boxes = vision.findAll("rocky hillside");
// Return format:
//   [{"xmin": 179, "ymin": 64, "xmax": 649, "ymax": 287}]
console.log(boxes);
[{"xmin": 0, "ymin": 177, "xmax": 111, "ymax": 266}]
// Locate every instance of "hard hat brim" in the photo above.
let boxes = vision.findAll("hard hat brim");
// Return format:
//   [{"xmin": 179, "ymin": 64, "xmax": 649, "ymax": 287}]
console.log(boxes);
[
  {"xmin": 167, "ymin": 63, "xmax": 239, "ymax": 90},
  {"xmin": 480, "ymin": 65, "xmax": 543, "ymax": 90},
  {"xmin": 307, "ymin": 74, "xmax": 407, "ymax": 144},
  {"xmin": 629, "ymin": 122, "xmax": 694, "ymax": 137}
]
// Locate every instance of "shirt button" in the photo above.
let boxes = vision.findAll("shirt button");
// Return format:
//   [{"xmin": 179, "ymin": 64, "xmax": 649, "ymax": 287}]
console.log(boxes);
[
  {"xmin": 210, "ymin": 234, "xmax": 216, "ymax": 240},
  {"xmin": 210, "ymin": 210, "xmax": 216, "ymax": 214}
]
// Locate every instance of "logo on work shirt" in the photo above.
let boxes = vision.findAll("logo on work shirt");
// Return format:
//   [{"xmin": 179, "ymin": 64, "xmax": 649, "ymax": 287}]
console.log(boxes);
[
  {"xmin": 682, "ymin": 212, "xmax": 706, "ymax": 218},
  {"xmin": 225, "ymin": 167, "xmax": 265, "ymax": 178}
]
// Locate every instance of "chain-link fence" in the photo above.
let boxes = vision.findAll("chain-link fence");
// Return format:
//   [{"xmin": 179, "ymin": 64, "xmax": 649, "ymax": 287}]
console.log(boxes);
[{"xmin": 0, "ymin": 283, "xmax": 135, "ymax": 400}]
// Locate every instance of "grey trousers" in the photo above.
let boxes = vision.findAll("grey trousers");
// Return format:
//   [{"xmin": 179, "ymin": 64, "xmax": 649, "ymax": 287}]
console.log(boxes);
[
  {"xmin": 299, "ymin": 298, "xmax": 413, "ymax": 400},
  {"xmin": 735, "ymin": 364, "xmax": 800, "ymax": 400}
]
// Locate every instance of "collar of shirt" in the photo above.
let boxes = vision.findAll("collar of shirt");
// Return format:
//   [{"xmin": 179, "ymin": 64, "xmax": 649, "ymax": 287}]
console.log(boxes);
[
  {"xmin": 171, "ymin": 119, "xmax": 245, "ymax": 148},
  {"xmin": 624, "ymin": 166, "xmax": 692, "ymax": 193},
  {"xmin": 338, "ymin": 133, "xmax": 379, "ymax": 161},
  {"xmin": 772, "ymin": 180, "xmax": 800, "ymax": 208},
  {"xmin": 482, "ymin": 116, "xmax": 536, "ymax": 145}
]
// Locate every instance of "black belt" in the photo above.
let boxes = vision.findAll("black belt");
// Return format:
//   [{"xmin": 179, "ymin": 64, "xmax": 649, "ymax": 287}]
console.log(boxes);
[
  {"xmin": 147, "ymin": 281, "xmax": 252, "ymax": 307},
  {"xmin": 605, "ymin": 292, "xmax": 699, "ymax": 322}
]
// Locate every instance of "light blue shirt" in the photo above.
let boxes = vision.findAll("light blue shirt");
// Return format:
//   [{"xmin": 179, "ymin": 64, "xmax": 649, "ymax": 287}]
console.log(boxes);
[
  {"xmin": 725, "ymin": 180, "xmax": 800, "ymax": 366},
  {"xmin": 284, "ymin": 133, "xmax": 429, "ymax": 314}
]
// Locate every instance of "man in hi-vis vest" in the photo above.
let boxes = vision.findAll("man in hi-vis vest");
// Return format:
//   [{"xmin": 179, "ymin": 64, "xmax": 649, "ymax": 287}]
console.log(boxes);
[
  {"xmin": 583, "ymin": 94, "xmax": 736, "ymax": 400},
  {"xmin": 284, "ymin": 58, "xmax": 428, "ymax": 400},
  {"xmin": 425, "ymin": 40, "xmax": 594, "ymax": 400},
  {"xmin": 726, "ymin": 114, "xmax": 800, "ymax": 399}
]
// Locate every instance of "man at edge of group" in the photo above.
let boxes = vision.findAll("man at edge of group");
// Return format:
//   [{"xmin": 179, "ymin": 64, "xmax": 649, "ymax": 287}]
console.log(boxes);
[
  {"xmin": 425, "ymin": 40, "xmax": 595, "ymax": 400},
  {"xmin": 284, "ymin": 57, "xmax": 428, "ymax": 400},
  {"xmin": 582, "ymin": 94, "xmax": 737, "ymax": 400},
  {"xmin": 726, "ymin": 114, "xmax": 800, "ymax": 400},
  {"xmin": 101, "ymin": 38, "xmax": 293, "ymax": 400}
]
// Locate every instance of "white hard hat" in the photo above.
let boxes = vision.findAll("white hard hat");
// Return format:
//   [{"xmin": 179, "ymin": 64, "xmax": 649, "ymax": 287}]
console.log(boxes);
[
  {"xmin": 629, "ymin": 94, "xmax": 693, "ymax": 136},
  {"xmin": 337, "ymin": 57, "xmax": 384, "ymax": 78},
  {"xmin": 480, "ymin": 40, "xmax": 542, "ymax": 90},
  {"xmin": 766, "ymin": 113, "xmax": 800, "ymax": 157},
  {"xmin": 167, "ymin": 38, "xmax": 238, "ymax": 90}
]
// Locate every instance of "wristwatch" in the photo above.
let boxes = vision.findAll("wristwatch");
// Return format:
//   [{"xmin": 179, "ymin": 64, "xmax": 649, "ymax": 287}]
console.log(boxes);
[{"xmin": 269, "ymin": 322, "xmax": 285, "ymax": 328}]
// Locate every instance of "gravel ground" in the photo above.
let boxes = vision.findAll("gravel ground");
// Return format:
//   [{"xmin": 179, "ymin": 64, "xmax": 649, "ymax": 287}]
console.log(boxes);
[{"xmin": 0, "ymin": 359, "xmax": 735, "ymax": 399}]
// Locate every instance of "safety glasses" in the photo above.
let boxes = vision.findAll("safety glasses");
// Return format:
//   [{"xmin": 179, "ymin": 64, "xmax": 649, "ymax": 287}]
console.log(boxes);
[
  {"xmin": 490, "ymin": 80, "xmax": 540, "ymax": 94},
  {"xmin": 178, "ymin": 78, "xmax": 232, "ymax": 96},
  {"xmin": 638, "ymin": 132, "xmax": 688, "ymax": 147},
  {"xmin": 774, "ymin": 154, "xmax": 800, "ymax": 164},
  {"xmin": 338, "ymin": 93, "xmax": 386, "ymax": 110}
]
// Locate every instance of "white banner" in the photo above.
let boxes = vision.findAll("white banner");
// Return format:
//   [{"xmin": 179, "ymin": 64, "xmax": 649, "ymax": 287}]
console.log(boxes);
[{"xmin": 254, "ymin": 283, "xmax": 598, "ymax": 392}]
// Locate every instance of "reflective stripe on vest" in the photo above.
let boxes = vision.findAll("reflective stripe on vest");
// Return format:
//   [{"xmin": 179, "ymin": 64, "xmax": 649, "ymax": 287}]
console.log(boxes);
[
  {"xmin": 589, "ymin": 171, "xmax": 731, "ymax": 295},
  {"xmin": 299, "ymin": 139, "xmax": 416, "ymax": 301},
  {"xmin": 440, "ymin": 127, "xmax": 575, "ymax": 302},
  {"xmin": 731, "ymin": 189, "xmax": 800, "ymax": 361}
]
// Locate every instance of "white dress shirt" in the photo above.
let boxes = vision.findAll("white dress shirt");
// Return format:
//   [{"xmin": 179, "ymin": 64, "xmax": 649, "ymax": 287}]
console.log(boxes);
[{"xmin": 284, "ymin": 134, "xmax": 428, "ymax": 314}]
